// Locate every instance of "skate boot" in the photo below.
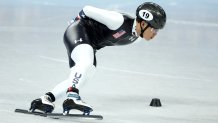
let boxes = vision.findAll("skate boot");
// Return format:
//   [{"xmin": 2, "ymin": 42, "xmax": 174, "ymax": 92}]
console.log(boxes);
[
  {"xmin": 29, "ymin": 92, "xmax": 55, "ymax": 113},
  {"xmin": 63, "ymin": 87, "xmax": 93, "ymax": 115}
]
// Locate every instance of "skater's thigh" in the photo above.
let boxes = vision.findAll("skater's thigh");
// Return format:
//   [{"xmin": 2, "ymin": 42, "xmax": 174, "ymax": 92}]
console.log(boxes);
[
  {"xmin": 63, "ymin": 21, "xmax": 95, "ymax": 67},
  {"xmin": 71, "ymin": 44, "xmax": 94, "ymax": 65}
]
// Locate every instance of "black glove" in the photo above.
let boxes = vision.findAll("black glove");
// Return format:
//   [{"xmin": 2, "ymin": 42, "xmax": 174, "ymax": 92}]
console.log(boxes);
[
  {"xmin": 79, "ymin": 10, "xmax": 87, "ymax": 19},
  {"xmin": 75, "ymin": 10, "xmax": 88, "ymax": 20}
]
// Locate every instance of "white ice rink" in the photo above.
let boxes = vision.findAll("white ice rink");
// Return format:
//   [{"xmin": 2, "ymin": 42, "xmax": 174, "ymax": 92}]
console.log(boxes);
[{"xmin": 0, "ymin": 0, "xmax": 218, "ymax": 123}]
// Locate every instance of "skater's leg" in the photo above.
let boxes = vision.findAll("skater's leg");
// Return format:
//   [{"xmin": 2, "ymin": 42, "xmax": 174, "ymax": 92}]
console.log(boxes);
[
  {"xmin": 50, "ymin": 44, "xmax": 96, "ymax": 113},
  {"xmin": 68, "ymin": 44, "xmax": 96, "ymax": 88},
  {"xmin": 29, "ymin": 21, "xmax": 95, "ymax": 113},
  {"xmin": 51, "ymin": 44, "xmax": 96, "ymax": 100}
]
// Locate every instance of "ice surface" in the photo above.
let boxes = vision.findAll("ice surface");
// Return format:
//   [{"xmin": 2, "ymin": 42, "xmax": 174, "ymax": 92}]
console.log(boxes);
[{"xmin": 0, "ymin": 0, "xmax": 218, "ymax": 123}]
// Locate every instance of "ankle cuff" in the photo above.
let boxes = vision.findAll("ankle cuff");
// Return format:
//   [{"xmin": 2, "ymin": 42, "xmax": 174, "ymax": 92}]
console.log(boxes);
[
  {"xmin": 45, "ymin": 92, "xmax": 55, "ymax": 102},
  {"xmin": 67, "ymin": 87, "xmax": 79, "ymax": 94}
]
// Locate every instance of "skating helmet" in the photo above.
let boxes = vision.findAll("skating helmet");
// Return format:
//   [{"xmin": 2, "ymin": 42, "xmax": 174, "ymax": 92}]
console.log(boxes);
[{"xmin": 136, "ymin": 2, "xmax": 166, "ymax": 29}]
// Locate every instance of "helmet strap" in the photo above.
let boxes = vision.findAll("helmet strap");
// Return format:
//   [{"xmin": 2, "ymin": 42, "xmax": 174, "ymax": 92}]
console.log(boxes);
[{"xmin": 140, "ymin": 22, "xmax": 150, "ymax": 37}]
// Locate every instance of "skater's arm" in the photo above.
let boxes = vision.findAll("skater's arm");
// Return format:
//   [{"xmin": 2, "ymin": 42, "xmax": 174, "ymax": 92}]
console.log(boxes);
[{"xmin": 79, "ymin": 5, "xmax": 124, "ymax": 30}]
